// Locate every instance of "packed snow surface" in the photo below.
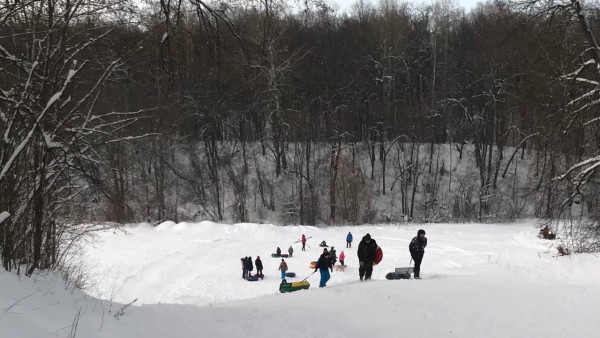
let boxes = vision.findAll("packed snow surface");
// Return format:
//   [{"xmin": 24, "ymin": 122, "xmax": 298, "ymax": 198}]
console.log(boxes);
[{"xmin": 2, "ymin": 221, "xmax": 599, "ymax": 337}]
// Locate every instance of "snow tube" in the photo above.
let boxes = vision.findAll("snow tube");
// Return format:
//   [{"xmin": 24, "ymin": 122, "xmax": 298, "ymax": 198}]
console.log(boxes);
[
  {"xmin": 319, "ymin": 244, "xmax": 328, "ymax": 247},
  {"xmin": 386, "ymin": 272, "xmax": 410, "ymax": 280},
  {"xmin": 255, "ymin": 273, "xmax": 264, "ymax": 279},
  {"xmin": 279, "ymin": 280, "xmax": 310, "ymax": 293},
  {"xmin": 271, "ymin": 253, "xmax": 281, "ymax": 258},
  {"xmin": 309, "ymin": 261, "xmax": 317, "ymax": 269},
  {"xmin": 373, "ymin": 245, "xmax": 383, "ymax": 266},
  {"xmin": 285, "ymin": 272, "xmax": 296, "ymax": 277},
  {"xmin": 246, "ymin": 275, "xmax": 259, "ymax": 281},
  {"xmin": 280, "ymin": 254, "xmax": 289, "ymax": 258}
]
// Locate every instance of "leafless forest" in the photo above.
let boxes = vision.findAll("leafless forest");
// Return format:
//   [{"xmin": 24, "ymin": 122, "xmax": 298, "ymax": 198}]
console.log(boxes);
[{"xmin": 2, "ymin": 0, "xmax": 600, "ymax": 273}]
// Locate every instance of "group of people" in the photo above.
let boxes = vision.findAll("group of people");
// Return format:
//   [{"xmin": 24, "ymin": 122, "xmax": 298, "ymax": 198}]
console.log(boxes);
[
  {"xmin": 276, "ymin": 246, "xmax": 294, "ymax": 257},
  {"xmin": 241, "ymin": 256, "xmax": 263, "ymax": 279},
  {"xmin": 243, "ymin": 228, "xmax": 428, "ymax": 285}
]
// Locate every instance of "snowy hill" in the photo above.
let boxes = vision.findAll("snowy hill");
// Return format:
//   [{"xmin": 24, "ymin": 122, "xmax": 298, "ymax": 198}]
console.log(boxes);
[{"xmin": 2, "ymin": 221, "xmax": 600, "ymax": 337}]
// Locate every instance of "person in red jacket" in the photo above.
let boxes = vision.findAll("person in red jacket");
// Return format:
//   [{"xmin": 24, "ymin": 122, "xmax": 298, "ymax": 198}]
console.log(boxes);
[
  {"xmin": 339, "ymin": 251, "xmax": 345, "ymax": 266},
  {"xmin": 301, "ymin": 234, "xmax": 307, "ymax": 251}
]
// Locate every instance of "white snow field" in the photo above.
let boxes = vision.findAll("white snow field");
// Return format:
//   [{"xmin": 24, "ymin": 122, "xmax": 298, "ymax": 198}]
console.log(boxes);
[{"xmin": 2, "ymin": 221, "xmax": 600, "ymax": 338}]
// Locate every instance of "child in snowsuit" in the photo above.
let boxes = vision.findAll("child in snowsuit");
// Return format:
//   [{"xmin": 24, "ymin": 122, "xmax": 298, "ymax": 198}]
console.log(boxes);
[
  {"xmin": 314, "ymin": 250, "xmax": 333, "ymax": 287},
  {"xmin": 301, "ymin": 234, "xmax": 306, "ymax": 251},
  {"xmin": 409, "ymin": 229, "xmax": 427, "ymax": 279},
  {"xmin": 276, "ymin": 247, "xmax": 281, "ymax": 256},
  {"xmin": 247, "ymin": 256, "xmax": 254, "ymax": 276},
  {"xmin": 288, "ymin": 245, "xmax": 294, "ymax": 257},
  {"xmin": 339, "ymin": 251, "xmax": 345, "ymax": 266},
  {"xmin": 278, "ymin": 259, "xmax": 288, "ymax": 280},
  {"xmin": 346, "ymin": 232, "xmax": 353, "ymax": 248}
]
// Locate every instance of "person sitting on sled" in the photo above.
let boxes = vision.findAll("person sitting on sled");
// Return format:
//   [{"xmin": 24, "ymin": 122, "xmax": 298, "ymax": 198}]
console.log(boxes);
[
  {"xmin": 276, "ymin": 247, "xmax": 281, "ymax": 255},
  {"xmin": 320, "ymin": 240, "xmax": 327, "ymax": 247}
]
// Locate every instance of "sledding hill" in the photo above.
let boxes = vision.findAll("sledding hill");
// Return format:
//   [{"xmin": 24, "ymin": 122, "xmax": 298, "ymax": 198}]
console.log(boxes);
[{"xmin": 1, "ymin": 221, "xmax": 600, "ymax": 337}]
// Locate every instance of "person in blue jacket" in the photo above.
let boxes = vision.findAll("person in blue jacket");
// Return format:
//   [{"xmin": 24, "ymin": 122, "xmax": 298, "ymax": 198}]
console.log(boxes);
[
  {"xmin": 314, "ymin": 249, "xmax": 333, "ymax": 287},
  {"xmin": 409, "ymin": 229, "xmax": 427, "ymax": 279},
  {"xmin": 346, "ymin": 232, "xmax": 353, "ymax": 248}
]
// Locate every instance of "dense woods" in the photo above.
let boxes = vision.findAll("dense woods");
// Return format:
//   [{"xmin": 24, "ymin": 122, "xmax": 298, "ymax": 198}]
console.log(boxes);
[{"xmin": 2, "ymin": 0, "xmax": 600, "ymax": 273}]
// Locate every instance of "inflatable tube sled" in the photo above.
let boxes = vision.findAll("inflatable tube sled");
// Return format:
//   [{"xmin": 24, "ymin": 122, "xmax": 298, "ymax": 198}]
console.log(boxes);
[
  {"xmin": 386, "ymin": 272, "xmax": 410, "ymax": 280},
  {"xmin": 271, "ymin": 253, "xmax": 281, "ymax": 258},
  {"xmin": 246, "ymin": 275, "xmax": 259, "ymax": 281},
  {"xmin": 279, "ymin": 279, "xmax": 310, "ymax": 293},
  {"xmin": 280, "ymin": 254, "xmax": 289, "ymax": 258},
  {"xmin": 254, "ymin": 273, "xmax": 264, "ymax": 279},
  {"xmin": 373, "ymin": 245, "xmax": 383, "ymax": 266},
  {"xmin": 319, "ymin": 244, "xmax": 328, "ymax": 247},
  {"xmin": 285, "ymin": 272, "xmax": 296, "ymax": 277},
  {"xmin": 309, "ymin": 261, "xmax": 317, "ymax": 269}
]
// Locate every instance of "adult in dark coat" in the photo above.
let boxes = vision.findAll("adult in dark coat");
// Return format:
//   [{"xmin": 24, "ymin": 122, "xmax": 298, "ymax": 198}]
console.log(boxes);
[
  {"xmin": 248, "ymin": 256, "xmax": 254, "ymax": 274},
  {"xmin": 241, "ymin": 257, "xmax": 248, "ymax": 279},
  {"xmin": 357, "ymin": 233, "xmax": 377, "ymax": 280},
  {"xmin": 255, "ymin": 256, "xmax": 263, "ymax": 275},
  {"xmin": 409, "ymin": 229, "xmax": 428, "ymax": 279}
]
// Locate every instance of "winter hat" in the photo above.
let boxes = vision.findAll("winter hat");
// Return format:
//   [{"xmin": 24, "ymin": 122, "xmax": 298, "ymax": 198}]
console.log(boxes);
[
  {"xmin": 365, "ymin": 233, "xmax": 371, "ymax": 241},
  {"xmin": 257, "ymin": 256, "xmax": 260, "ymax": 259},
  {"xmin": 323, "ymin": 248, "xmax": 328, "ymax": 253},
  {"xmin": 418, "ymin": 229, "xmax": 426, "ymax": 236}
]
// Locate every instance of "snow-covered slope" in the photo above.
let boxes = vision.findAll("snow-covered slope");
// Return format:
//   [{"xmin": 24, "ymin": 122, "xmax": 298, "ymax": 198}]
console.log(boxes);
[{"xmin": 2, "ymin": 221, "xmax": 599, "ymax": 337}]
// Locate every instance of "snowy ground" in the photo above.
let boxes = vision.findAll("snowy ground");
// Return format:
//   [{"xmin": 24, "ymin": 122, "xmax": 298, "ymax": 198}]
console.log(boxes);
[{"xmin": 2, "ymin": 221, "xmax": 600, "ymax": 337}]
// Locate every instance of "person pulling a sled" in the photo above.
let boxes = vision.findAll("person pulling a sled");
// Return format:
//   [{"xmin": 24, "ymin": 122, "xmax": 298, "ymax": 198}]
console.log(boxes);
[
  {"xmin": 358, "ymin": 233, "xmax": 377, "ymax": 281},
  {"xmin": 409, "ymin": 229, "xmax": 427, "ymax": 279},
  {"xmin": 288, "ymin": 245, "xmax": 294, "ymax": 257},
  {"xmin": 255, "ymin": 256, "xmax": 263, "ymax": 275},
  {"xmin": 346, "ymin": 232, "xmax": 353, "ymax": 248},
  {"xmin": 278, "ymin": 259, "xmax": 288, "ymax": 280},
  {"xmin": 315, "ymin": 249, "xmax": 333, "ymax": 287},
  {"xmin": 301, "ymin": 234, "xmax": 307, "ymax": 251}
]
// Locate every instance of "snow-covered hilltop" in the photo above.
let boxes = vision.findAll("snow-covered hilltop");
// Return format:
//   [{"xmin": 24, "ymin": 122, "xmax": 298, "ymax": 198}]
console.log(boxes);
[{"xmin": 2, "ymin": 221, "xmax": 599, "ymax": 337}]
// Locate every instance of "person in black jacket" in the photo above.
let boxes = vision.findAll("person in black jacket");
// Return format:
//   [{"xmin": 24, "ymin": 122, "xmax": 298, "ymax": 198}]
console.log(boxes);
[
  {"xmin": 255, "ymin": 256, "xmax": 263, "ymax": 275},
  {"xmin": 357, "ymin": 233, "xmax": 377, "ymax": 280},
  {"xmin": 409, "ymin": 229, "xmax": 427, "ymax": 279},
  {"xmin": 314, "ymin": 250, "xmax": 333, "ymax": 287}
]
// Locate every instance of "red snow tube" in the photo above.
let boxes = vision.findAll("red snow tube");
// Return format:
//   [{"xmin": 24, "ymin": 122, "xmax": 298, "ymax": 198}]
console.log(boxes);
[{"xmin": 373, "ymin": 245, "xmax": 383, "ymax": 266}]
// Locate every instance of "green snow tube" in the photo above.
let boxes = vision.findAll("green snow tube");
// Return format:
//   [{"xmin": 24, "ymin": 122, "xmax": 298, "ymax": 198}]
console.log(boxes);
[
  {"xmin": 272, "ymin": 253, "xmax": 281, "ymax": 258},
  {"xmin": 279, "ymin": 280, "xmax": 310, "ymax": 293}
]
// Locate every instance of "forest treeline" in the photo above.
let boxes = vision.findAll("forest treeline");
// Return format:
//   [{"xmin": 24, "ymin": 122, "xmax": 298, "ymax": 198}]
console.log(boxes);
[{"xmin": 2, "ymin": 0, "xmax": 600, "ymax": 273}]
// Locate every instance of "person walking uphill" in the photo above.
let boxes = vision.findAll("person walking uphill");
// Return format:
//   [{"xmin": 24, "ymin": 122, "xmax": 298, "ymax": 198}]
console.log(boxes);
[
  {"xmin": 357, "ymin": 233, "xmax": 377, "ymax": 281},
  {"xmin": 409, "ymin": 229, "xmax": 427, "ymax": 279},
  {"xmin": 278, "ymin": 259, "xmax": 288, "ymax": 280},
  {"xmin": 301, "ymin": 234, "xmax": 306, "ymax": 251},
  {"xmin": 315, "ymin": 250, "xmax": 333, "ymax": 287},
  {"xmin": 346, "ymin": 232, "xmax": 353, "ymax": 248}
]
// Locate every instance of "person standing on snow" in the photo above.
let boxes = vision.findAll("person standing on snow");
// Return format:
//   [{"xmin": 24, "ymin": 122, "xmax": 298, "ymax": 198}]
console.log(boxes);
[
  {"xmin": 346, "ymin": 232, "xmax": 353, "ymax": 248},
  {"xmin": 255, "ymin": 256, "xmax": 263, "ymax": 275},
  {"xmin": 288, "ymin": 245, "xmax": 294, "ymax": 257},
  {"xmin": 329, "ymin": 247, "xmax": 337, "ymax": 266},
  {"xmin": 278, "ymin": 259, "xmax": 288, "ymax": 280},
  {"xmin": 315, "ymin": 249, "xmax": 333, "ymax": 287},
  {"xmin": 339, "ymin": 250, "xmax": 345, "ymax": 266},
  {"xmin": 409, "ymin": 229, "xmax": 427, "ymax": 279},
  {"xmin": 241, "ymin": 257, "xmax": 248, "ymax": 279},
  {"xmin": 248, "ymin": 256, "xmax": 254, "ymax": 276},
  {"xmin": 301, "ymin": 234, "xmax": 307, "ymax": 251},
  {"xmin": 357, "ymin": 233, "xmax": 377, "ymax": 281}
]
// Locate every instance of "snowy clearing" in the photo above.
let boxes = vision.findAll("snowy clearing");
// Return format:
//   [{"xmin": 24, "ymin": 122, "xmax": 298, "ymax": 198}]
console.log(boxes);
[{"xmin": 1, "ymin": 221, "xmax": 600, "ymax": 337}]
